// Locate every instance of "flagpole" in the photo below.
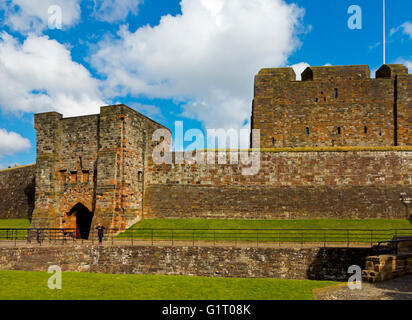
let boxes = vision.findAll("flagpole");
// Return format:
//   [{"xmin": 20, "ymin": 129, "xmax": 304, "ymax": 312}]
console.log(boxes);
[{"xmin": 383, "ymin": 0, "xmax": 386, "ymax": 64}]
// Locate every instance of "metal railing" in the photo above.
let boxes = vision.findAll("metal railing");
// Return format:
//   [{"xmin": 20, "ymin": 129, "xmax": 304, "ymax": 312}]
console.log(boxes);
[
  {"xmin": 1, "ymin": 227, "xmax": 412, "ymax": 248},
  {"xmin": 376, "ymin": 239, "xmax": 412, "ymax": 255}
]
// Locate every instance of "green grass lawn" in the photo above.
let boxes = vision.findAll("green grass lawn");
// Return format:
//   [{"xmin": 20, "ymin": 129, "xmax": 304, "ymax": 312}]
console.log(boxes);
[
  {"xmin": 116, "ymin": 219, "xmax": 412, "ymax": 243},
  {"xmin": 130, "ymin": 218, "xmax": 412, "ymax": 230},
  {"xmin": 0, "ymin": 270, "xmax": 336, "ymax": 300},
  {"xmin": 1, "ymin": 218, "xmax": 411, "ymax": 244},
  {"xmin": 0, "ymin": 219, "xmax": 30, "ymax": 228}
]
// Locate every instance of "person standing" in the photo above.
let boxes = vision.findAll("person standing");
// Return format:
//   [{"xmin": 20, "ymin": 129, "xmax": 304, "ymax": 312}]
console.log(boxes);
[{"xmin": 96, "ymin": 224, "xmax": 106, "ymax": 244}]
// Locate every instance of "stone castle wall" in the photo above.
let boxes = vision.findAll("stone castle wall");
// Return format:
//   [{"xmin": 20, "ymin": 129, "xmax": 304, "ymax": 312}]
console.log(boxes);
[
  {"xmin": 2, "ymin": 149, "xmax": 412, "ymax": 222},
  {"xmin": 144, "ymin": 150, "xmax": 412, "ymax": 219},
  {"xmin": 0, "ymin": 245, "xmax": 373, "ymax": 281},
  {"xmin": 0, "ymin": 165, "xmax": 35, "ymax": 219}
]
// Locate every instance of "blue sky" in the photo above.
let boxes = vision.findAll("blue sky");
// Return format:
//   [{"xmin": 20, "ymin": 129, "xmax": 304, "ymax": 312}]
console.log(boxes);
[{"xmin": 0, "ymin": 0, "xmax": 411, "ymax": 168}]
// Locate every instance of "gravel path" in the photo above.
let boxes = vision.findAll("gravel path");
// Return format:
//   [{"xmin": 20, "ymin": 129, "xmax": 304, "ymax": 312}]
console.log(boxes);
[{"xmin": 315, "ymin": 275, "xmax": 412, "ymax": 300}]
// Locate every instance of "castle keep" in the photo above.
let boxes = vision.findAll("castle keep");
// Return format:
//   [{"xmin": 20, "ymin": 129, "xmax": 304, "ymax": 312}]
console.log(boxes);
[
  {"xmin": 252, "ymin": 64, "xmax": 412, "ymax": 148},
  {"xmin": 1, "ymin": 64, "xmax": 412, "ymax": 238}
]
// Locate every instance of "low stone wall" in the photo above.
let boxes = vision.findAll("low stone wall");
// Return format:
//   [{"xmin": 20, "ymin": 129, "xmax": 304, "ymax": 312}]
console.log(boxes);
[
  {"xmin": 363, "ymin": 253, "xmax": 412, "ymax": 283},
  {"xmin": 0, "ymin": 165, "xmax": 35, "ymax": 219},
  {"xmin": 0, "ymin": 245, "xmax": 373, "ymax": 281}
]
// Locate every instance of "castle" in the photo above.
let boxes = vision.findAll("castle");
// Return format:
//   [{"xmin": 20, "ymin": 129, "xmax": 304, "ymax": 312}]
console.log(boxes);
[
  {"xmin": 0, "ymin": 64, "xmax": 411, "ymax": 239},
  {"xmin": 252, "ymin": 64, "xmax": 412, "ymax": 148}
]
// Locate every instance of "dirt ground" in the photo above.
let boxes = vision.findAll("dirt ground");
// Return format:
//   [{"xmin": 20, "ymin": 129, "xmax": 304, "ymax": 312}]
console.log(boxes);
[{"xmin": 315, "ymin": 275, "xmax": 412, "ymax": 300}]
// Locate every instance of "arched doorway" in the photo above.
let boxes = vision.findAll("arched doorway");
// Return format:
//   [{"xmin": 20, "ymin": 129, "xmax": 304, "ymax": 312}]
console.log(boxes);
[{"xmin": 66, "ymin": 203, "xmax": 94, "ymax": 239}]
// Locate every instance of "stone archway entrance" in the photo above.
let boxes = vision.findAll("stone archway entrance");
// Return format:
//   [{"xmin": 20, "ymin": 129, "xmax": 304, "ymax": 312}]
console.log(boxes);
[{"xmin": 65, "ymin": 203, "xmax": 94, "ymax": 239}]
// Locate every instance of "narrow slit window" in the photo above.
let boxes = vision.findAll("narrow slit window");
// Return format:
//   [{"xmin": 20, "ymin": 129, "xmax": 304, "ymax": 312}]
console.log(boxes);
[
  {"xmin": 306, "ymin": 127, "xmax": 310, "ymax": 135},
  {"xmin": 337, "ymin": 127, "xmax": 341, "ymax": 135},
  {"xmin": 315, "ymin": 98, "xmax": 318, "ymax": 102},
  {"xmin": 364, "ymin": 126, "xmax": 368, "ymax": 134},
  {"xmin": 272, "ymin": 137, "xmax": 275, "ymax": 145},
  {"xmin": 138, "ymin": 171, "xmax": 143, "ymax": 182},
  {"xmin": 334, "ymin": 88, "xmax": 338, "ymax": 99}
]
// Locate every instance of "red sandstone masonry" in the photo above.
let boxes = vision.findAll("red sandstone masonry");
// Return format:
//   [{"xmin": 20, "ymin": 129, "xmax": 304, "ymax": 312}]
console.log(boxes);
[
  {"xmin": 252, "ymin": 64, "xmax": 412, "ymax": 148},
  {"xmin": 144, "ymin": 151, "xmax": 412, "ymax": 219},
  {"xmin": 146, "ymin": 151, "xmax": 412, "ymax": 187}
]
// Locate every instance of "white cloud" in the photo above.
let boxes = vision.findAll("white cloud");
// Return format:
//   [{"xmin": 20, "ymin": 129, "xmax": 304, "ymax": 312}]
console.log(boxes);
[
  {"xmin": 0, "ymin": 32, "xmax": 105, "ymax": 117},
  {"xmin": 132, "ymin": 103, "xmax": 164, "ymax": 120},
  {"xmin": 0, "ymin": 129, "xmax": 31, "ymax": 157},
  {"xmin": 390, "ymin": 21, "xmax": 412, "ymax": 39},
  {"xmin": 394, "ymin": 57, "xmax": 412, "ymax": 73},
  {"xmin": 92, "ymin": 0, "xmax": 305, "ymax": 135},
  {"xmin": 1, "ymin": 0, "xmax": 81, "ymax": 34},
  {"xmin": 93, "ymin": 0, "xmax": 143, "ymax": 23},
  {"xmin": 290, "ymin": 62, "xmax": 310, "ymax": 81}
]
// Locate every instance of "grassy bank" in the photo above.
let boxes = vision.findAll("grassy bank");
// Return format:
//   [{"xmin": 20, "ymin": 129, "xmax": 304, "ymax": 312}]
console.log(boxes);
[
  {"xmin": 0, "ymin": 219, "xmax": 30, "ymax": 228},
  {"xmin": 0, "ymin": 270, "xmax": 336, "ymax": 300},
  {"xmin": 129, "ymin": 218, "xmax": 412, "ymax": 230},
  {"xmin": 116, "ymin": 219, "xmax": 412, "ymax": 243}
]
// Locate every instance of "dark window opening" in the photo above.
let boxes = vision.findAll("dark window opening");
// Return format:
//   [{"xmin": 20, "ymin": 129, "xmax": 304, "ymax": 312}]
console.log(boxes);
[
  {"xmin": 82, "ymin": 170, "xmax": 89, "ymax": 183},
  {"xmin": 70, "ymin": 172, "xmax": 77, "ymax": 183},
  {"xmin": 334, "ymin": 88, "xmax": 338, "ymax": 99},
  {"xmin": 58, "ymin": 170, "xmax": 66, "ymax": 182},
  {"xmin": 315, "ymin": 98, "xmax": 318, "ymax": 102},
  {"xmin": 337, "ymin": 127, "xmax": 341, "ymax": 135},
  {"xmin": 272, "ymin": 137, "xmax": 275, "ymax": 145},
  {"xmin": 306, "ymin": 127, "xmax": 310, "ymax": 135},
  {"xmin": 138, "ymin": 171, "xmax": 143, "ymax": 182},
  {"xmin": 324, "ymin": 97, "xmax": 327, "ymax": 102},
  {"xmin": 364, "ymin": 126, "xmax": 368, "ymax": 134}
]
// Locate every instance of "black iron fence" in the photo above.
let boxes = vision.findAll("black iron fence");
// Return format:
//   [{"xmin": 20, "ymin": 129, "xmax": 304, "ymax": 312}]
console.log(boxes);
[{"xmin": 0, "ymin": 227, "xmax": 412, "ymax": 248}]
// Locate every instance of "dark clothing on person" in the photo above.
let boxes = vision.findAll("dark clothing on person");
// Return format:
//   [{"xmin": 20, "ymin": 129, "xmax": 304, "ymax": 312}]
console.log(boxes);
[{"xmin": 96, "ymin": 226, "xmax": 106, "ymax": 244}]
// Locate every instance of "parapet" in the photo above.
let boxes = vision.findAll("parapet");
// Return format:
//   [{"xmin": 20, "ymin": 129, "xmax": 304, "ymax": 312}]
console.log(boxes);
[
  {"xmin": 301, "ymin": 65, "xmax": 370, "ymax": 81},
  {"xmin": 256, "ymin": 67, "xmax": 296, "ymax": 82},
  {"xmin": 376, "ymin": 64, "xmax": 410, "ymax": 79}
]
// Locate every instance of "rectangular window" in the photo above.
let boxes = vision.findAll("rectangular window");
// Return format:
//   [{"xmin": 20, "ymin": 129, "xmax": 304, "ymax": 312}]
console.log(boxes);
[
  {"xmin": 138, "ymin": 171, "xmax": 143, "ymax": 182},
  {"xmin": 58, "ymin": 170, "xmax": 66, "ymax": 182},
  {"xmin": 334, "ymin": 88, "xmax": 338, "ymax": 99},
  {"xmin": 82, "ymin": 170, "xmax": 89, "ymax": 183},
  {"xmin": 306, "ymin": 127, "xmax": 310, "ymax": 135},
  {"xmin": 337, "ymin": 127, "xmax": 341, "ymax": 135},
  {"xmin": 70, "ymin": 172, "xmax": 77, "ymax": 183}
]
